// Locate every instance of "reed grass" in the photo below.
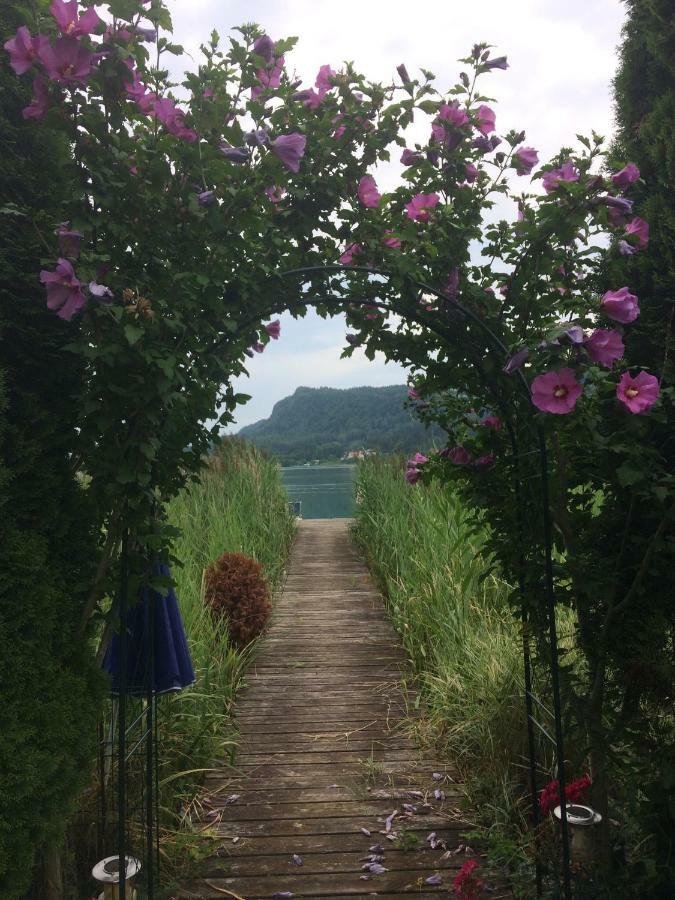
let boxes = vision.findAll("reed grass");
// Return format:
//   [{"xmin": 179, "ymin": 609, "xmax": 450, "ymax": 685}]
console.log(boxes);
[
  {"xmin": 158, "ymin": 438, "xmax": 294, "ymax": 865},
  {"xmin": 352, "ymin": 456, "xmax": 547, "ymax": 812}
]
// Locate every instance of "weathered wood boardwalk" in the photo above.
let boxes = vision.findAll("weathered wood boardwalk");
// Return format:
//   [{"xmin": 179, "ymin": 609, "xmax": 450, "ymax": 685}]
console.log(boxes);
[{"xmin": 176, "ymin": 519, "xmax": 497, "ymax": 899}]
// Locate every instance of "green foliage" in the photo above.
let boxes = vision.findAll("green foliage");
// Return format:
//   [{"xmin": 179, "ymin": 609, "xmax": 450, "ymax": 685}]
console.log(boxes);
[
  {"xmin": 0, "ymin": 4, "xmax": 104, "ymax": 894},
  {"xmin": 238, "ymin": 385, "xmax": 444, "ymax": 464}
]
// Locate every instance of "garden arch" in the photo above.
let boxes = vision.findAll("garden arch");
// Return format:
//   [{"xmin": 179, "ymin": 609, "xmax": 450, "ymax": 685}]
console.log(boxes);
[{"xmin": 109, "ymin": 262, "xmax": 574, "ymax": 900}]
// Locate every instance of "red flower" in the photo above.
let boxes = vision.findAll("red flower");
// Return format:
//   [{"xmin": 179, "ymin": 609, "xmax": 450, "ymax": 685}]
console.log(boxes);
[
  {"xmin": 539, "ymin": 774, "xmax": 591, "ymax": 815},
  {"xmin": 453, "ymin": 859, "xmax": 484, "ymax": 899}
]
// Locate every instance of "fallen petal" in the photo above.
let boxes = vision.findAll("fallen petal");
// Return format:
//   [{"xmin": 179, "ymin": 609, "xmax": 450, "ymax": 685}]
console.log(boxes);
[
  {"xmin": 360, "ymin": 827, "xmax": 371, "ymax": 836},
  {"xmin": 385, "ymin": 809, "xmax": 398, "ymax": 832},
  {"xmin": 292, "ymin": 854, "xmax": 303, "ymax": 866},
  {"xmin": 426, "ymin": 873, "xmax": 443, "ymax": 885}
]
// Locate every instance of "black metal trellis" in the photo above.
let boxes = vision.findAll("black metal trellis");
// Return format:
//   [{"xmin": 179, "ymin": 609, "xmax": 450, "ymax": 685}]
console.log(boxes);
[{"xmin": 106, "ymin": 262, "xmax": 574, "ymax": 898}]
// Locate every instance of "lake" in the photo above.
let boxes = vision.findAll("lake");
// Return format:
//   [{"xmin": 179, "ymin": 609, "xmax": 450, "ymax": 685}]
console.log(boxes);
[{"xmin": 281, "ymin": 465, "xmax": 357, "ymax": 519}]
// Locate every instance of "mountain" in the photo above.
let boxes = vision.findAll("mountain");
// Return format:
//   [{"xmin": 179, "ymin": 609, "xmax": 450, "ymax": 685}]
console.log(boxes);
[{"xmin": 237, "ymin": 385, "xmax": 442, "ymax": 465}]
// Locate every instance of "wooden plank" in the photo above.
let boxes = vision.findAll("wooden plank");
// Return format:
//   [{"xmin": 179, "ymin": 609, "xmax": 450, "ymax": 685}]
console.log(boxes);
[{"xmin": 179, "ymin": 519, "xmax": 491, "ymax": 898}]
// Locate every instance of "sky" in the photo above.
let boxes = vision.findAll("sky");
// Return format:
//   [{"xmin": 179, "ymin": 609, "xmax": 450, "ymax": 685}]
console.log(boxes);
[{"xmin": 167, "ymin": 0, "xmax": 627, "ymax": 429}]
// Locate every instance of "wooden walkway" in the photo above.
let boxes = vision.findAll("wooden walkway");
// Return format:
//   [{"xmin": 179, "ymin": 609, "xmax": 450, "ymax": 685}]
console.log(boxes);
[{"xmin": 176, "ymin": 519, "xmax": 490, "ymax": 899}]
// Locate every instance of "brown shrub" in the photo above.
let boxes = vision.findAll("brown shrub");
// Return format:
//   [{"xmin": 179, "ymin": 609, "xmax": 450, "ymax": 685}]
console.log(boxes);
[{"xmin": 203, "ymin": 552, "xmax": 271, "ymax": 648}]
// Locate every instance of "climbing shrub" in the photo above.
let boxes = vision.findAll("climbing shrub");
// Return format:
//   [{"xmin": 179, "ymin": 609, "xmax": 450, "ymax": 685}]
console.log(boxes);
[{"xmin": 204, "ymin": 552, "xmax": 272, "ymax": 648}]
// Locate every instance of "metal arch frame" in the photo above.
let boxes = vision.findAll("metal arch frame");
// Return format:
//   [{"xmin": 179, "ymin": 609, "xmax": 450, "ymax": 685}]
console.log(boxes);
[{"xmin": 111, "ymin": 262, "xmax": 572, "ymax": 899}]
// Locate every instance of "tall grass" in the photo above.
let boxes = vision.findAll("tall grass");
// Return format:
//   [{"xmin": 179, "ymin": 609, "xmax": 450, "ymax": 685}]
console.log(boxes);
[
  {"xmin": 158, "ymin": 438, "xmax": 294, "ymax": 864},
  {"xmin": 353, "ymin": 456, "xmax": 547, "ymax": 818}
]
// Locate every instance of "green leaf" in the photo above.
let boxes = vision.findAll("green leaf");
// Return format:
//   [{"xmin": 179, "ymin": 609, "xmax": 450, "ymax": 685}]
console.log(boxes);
[{"xmin": 124, "ymin": 323, "xmax": 144, "ymax": 346}]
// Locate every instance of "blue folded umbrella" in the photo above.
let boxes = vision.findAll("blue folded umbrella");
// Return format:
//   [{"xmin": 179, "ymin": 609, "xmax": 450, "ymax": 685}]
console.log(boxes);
[{"xmin": 102, "ymin": 563, "xmax": 195, "ymax": 696}]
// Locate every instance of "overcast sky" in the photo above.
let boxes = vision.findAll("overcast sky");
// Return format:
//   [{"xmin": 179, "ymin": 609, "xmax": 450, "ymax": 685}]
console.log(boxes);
[{"xmin": 167, "ymin": 0, "xmax": 627, "ymax": 429}]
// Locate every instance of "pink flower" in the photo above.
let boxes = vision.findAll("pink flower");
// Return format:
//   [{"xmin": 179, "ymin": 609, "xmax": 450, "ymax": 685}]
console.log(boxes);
[
  {"xmin": 601, "ymin": 287, "xmax": 639, "ymax": 324},
  {"xmin": 474, "ymin": 452, "xmax": 495, "ymax": 468},
  {"xmin": 23, "ymin": 75, "xmax": 49, "ymax": 120},
  {"xmin": 514, "ymin": 146, "xmax": 538, "ymax": 175},
  {"xmin": 584, "ymin": 329, "xmax": 624, "ymax": 368},
  {"xmin": 616, "ymin": 371, "xmax": 660, "ymax": 414},
  {"xmin": 339, "ymin": 243, "xmax": 361, "ymax": 264},
  {"xmin": 542, "ymin": 159, "xmax": 579, "ymax": 192},
  {"xmin": 476, "ymin": 104, "xmax": 496, "ymax": 135},
  {"xmin": 270, "ymin": 133, "xmax": 306, "ymax": 172},
  {"xmin": 405, "ymin": 192, "xmax": 439, "ymax": 222},
  {"xmin": 531, "ymin": 368, "xmax": 583, "ymax": 415},
  {"xmin": 265, "ymin": 185, "xmax": 286, "ymax": 203},
  {"xmin": 251, "ymin": 55, "xmax": 284, "ymax": 98},
  {"xmin": 481, "ymin": 415, "xmax": 501, "ymax": 429},
  {"xmin": 358, "ymin": 175, "xmax": 381, "ymax": 208},
  {"xmin": 40, "ymin": 257, "xmax": 86, "ymax": 320},
  {"xmin": 624, "ymin": 216, "xmax": 649, "ymax": 248},
  {"xmin": 4, "ymin": 26, "xmax": 48, "ymax": 75},
  {"xmin": 152, "ymin": 97, "xmax": 198, "ymax": 142},
  {"xmin": 265, "ymin": 320, "xmax": 281, "ymax": 340},
  {"xmin": 50, "ymin": 0, "xmax": 102, "ymax": 37},
  {"xmin": 303, "ymin": 88, "xmax": 324, "ymax": 110},
  {"xmin": 39, "ymin": 36, "xmax": 93, "ymax": 84},
  {"xmin": 383, "ymin": 232, "xmax": 401, "ymax": 249},
  {"xmin": 445, "ymin": 446, "xmax": 472, "ymax": 466},
  {"xmin": 611, "ymin": 163, "xmax": 639, "ymax": 189},
  {"xmin": 315, "ymin": 64, "xmax": 335, "ymax": 94},
  {"xmin": 437, "ymin": 103, "xmax": 470, "ymax": 128},
  {"xmin": 464, "ymin": 163, "xmax": 478, "ymax": 183},
  {"xmin": 407, "ymin": 385, "xmax": 419, "ymax": 400},
  {"xmin": 405, "ymin": 453, "xmax": 428, "ymax": 484},
  {"xmin": 401, "ymin": 148, "xmax": 422, "ymax": 166}
]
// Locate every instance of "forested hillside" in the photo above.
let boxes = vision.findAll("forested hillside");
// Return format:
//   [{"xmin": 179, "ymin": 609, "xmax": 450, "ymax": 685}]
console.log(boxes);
[{"xmin": 237, "ymin": 385, "xmax": 442, "ymax": 464}]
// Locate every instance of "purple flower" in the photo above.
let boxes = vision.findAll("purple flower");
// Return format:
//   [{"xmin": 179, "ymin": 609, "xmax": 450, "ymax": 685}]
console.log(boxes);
[
  {"xmin": 4, "ymin": 26, "xmax": 48, "ymax": 75},
  {"xmin": 198, "ymin": 190, "xmax": 216, "ymax": 206},
  {"xmin": 265, "ymin": 185, "xmax": 286, "ymax": 203},
  {"xmin": 483, "ymin": 55, "xmax": 508, "ymax": 70},
  {"xmin": 57, "ymin": 225, "xmax": 83, "ymax": 258},
  {"xmin": 252, "ymin": 341, "xmax": 265, "ymax": 354},
  {"xmin": 624, "ymin": 216, "xmax": 649, "ymax": 248},
  {"xmin": 584, "ymin": 329, "xmax": 624, "ymax": 367},
  {"xmin": 437, "ymin": 102, "xmax": 470, "ymax": 128},
  {"xmin": 246, "ymin": 128, "xmax": 269, "ymax": 148},
  {"xmin": 270, "ymin": 133, "xmax": 306, "ymax": 172},
  {"xmin": 40, "ymin": 258, "xmax": 86, "ymax": 320},
  {"xmin": 358, "ymin": 175, "xmax": 381, "ymax": 208},
  {"xmin": 405, "ymin": 192, "xmax": 439, "ymax": 222},
  {"xmin": 345, "ymin": 333, "xmax": 361, "ymax": 346},
  {"xmin": 383, "ymin": 231, "xmax": 401, "ymax": 249},
  {"xmin": 397, "ymin": 62, "xmax": 411, "ymax": 84},
  {"xmin": 407, "ymin": 385, "xmax": 419, "ymax": 400},
  {"xmin": 564, "ymin": 326, "xmax": 585, "ymax": 345},
  {"xmin": 220, "ymin": 145, "xmax": 249, "ymax": 163},
  {"xmin": 406, "ymin": 453, "xmax": 428, "ymax": 484},
  {"xmin": 23, "ymin": 75, "xmax": 49, "ymax": 120},
  {"xmin": 265, "ymin": 320, "xmax": 281, "ymax": 340},
  {"xmin": 542, "ymin": 160, "xmax": 579, "ymax": 192},
  {"xmin": 444, "ymin": 445, "xmax": 472, "ymax": 465},
  {"xmin": 514, "ymin": 146, "xmax": 538, "ymax": 175},
  {"xmin": 472, "ymin": 134, "xmax": 501, "ymax": 153},
  {"xmin": 39, "ymin": 36, "xmax": 93, "ymax": 84},
  {"xmin": 601, "ymin": 287, "xmax": 639, "ymax": 324},
  {"xmin": 611, "ymin": 163, "xmax": 639, "ymax": 189},
  {"xmin": 476, "ymin": 104, "xmax": 496, "ymax": 136},
  {"xmin": 503, "ymin": 347, "xmax": 529, "ymax": 374},
  {"xmin": 599, "ymin": 195, "xmax": 634, "ymax": 214},
  {"xmin": 401, "ymin": 148, "xmax": 422, "ymax": 166},
  {"xmin": 465, "ymin": 162, "xmax": 478, "ymax": 183},
  {"xmin": 88, "ymin": 281, "xmax": 114, "ymax": 303},
  {"xmin": 531, "ymin": 368, "xmax": 582, "ymax": 415},
  {"xmin": 618, "ymin": 240, "xmax": 636, "ymax": 256},
  {"xmin": 253, "ymin": 34, "xmax": 274, "ymax": 63},
  {"xmin": 134, "ymin": 26, "xmax": 157, "ymax": 42},
  {"xmin": 616, "ymin": 371, "xmax": 660, "ymax": 414},
  {"xmin": 50, "ymin": 0, "xmax": 102, "ymax": 38}
]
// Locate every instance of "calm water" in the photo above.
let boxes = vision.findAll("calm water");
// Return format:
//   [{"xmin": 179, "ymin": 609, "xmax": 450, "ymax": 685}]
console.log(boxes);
[{"xmin": 281, "ymin": 465, "xmax": 357, "ymax": 519}]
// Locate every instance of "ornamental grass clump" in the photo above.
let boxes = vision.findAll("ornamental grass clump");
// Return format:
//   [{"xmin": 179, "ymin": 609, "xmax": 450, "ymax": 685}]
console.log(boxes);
[{"xmin": 204, "ymin": 552, "xmax": 272, "ymax": 648}]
